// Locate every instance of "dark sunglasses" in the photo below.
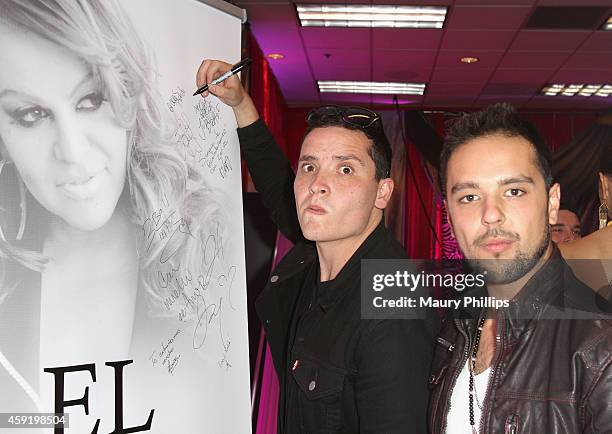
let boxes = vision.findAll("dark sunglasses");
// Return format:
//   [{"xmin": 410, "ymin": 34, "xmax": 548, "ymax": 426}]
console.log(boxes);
[{"xmin": 306, "ymin": 105, "xmax": 382, "ymax": 130}]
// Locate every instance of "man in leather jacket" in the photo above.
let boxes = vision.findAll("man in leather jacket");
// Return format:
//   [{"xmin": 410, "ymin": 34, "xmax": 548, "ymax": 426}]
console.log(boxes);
[
  {"xmin": 428, "ymin": 103, "xmax": 611, "ymax": 433},
  {"xmin": 196, "ymin": 60, "xmax": 436, "ymax": 433}
]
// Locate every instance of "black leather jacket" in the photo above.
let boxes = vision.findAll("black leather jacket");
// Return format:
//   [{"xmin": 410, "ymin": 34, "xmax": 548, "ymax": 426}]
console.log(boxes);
[{"xmin": 427, "ymin": 248, "xmax": 612, "ymax": 433}]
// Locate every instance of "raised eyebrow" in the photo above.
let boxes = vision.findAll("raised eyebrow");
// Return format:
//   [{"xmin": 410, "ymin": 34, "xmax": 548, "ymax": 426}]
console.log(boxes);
[
  {"xmin": 498, "ymin": 176, "xmax": 534, "ymax": 186},
  {"xmin": 333, "ymin": 154, "xmax": 365, "ymax": 166},
  {"xmin": 450, "ymin": 182, "xmax": 479, "ymax": 195},
  {"xmin": 298, "ymin": 155, "xmax": 317, "ymax": 163},
  {"xmin": 551, "ymin": 224, "xmax": 565, "ymax": 229}
]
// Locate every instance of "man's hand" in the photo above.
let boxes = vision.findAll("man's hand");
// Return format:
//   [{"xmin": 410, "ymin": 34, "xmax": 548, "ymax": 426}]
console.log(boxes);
[{"xmin": 196, "ymin": 59, "xmax": 259, "ymax": 127}]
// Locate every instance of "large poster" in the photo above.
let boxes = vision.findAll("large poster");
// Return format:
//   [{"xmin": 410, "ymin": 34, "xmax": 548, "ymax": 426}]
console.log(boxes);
[{"xmin": 0, "ymin": 0, "xmax": 251, "ymax": 432}]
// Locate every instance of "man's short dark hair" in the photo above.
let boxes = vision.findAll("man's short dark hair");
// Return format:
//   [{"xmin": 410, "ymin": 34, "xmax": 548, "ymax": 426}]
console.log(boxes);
[
  {"xmin": 439, "ymin": 103, "xmax": 553, "ymax": 195},
  {"xmin": 559, "ymin": 193, "xmax": 581, "ymax": 218},
  {"xmin": 304, "ymin": 108, "xmax": 392, "ymax": 181}
]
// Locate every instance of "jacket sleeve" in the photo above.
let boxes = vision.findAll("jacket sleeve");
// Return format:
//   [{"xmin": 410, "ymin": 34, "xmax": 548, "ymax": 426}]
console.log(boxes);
[
  {"xmin": 583, "ymin": 357, "xmax": 612, "ymax": 433},
  {"xmin": 355, "ymin": 319, "xmax": 434, "ymax": 434},
  {"xmin": 237, "ymin": 119, "xmax": 303, "ymax": 244}
]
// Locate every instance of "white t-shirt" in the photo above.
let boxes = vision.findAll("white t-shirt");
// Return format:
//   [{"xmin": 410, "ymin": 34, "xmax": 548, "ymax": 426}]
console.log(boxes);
[{"xmin": 445, "ymin": 359, "xmax": 491, "ymax": 434}]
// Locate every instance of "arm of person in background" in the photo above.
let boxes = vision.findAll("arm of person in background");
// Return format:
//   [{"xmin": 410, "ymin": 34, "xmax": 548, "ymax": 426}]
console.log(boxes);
[
  {"xmin": 559, "ymin": 226, "xmax": 612, "ymax": 299},
  {"xmin": 196, "ymin": 59, "xmax": 303, "ymax": 244},
  {"xmin": 559, "ymin": 225, "xmax": 612, "ymax": 260}
]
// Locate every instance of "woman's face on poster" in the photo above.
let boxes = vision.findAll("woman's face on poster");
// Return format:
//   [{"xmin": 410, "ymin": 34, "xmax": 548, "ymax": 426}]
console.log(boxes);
[{"xmin": 0, "ymin": 24, "xmax": 128, "ymax": 232}]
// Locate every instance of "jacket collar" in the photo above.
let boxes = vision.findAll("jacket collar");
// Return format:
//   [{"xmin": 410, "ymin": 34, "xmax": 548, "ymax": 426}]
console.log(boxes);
[
  {"xmin": 456, "ymin": 244, "xmax": 566, "ymax": 341},
  {"xmin": 502, "ymin": 244, "xmax": 565, "ymax": 340},
  {"xmin": 317, "ymin": 219, "xmax": 388, "ymax": 311}
]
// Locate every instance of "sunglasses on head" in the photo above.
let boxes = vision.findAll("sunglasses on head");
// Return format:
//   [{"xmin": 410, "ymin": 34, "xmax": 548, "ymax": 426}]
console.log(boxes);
[{"xmin": 306, "ymin": 105, "xmax": 382, "ymax": 130}]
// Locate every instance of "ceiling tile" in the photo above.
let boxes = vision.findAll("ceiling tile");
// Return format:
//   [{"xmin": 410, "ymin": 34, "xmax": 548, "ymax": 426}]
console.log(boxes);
[
  {"xmin": 509, "ymin": 30, "xmax": 590, "ymax": 51},
  {"xmin": 498, "ymin": 51, "xmax": 571, "ymax": 68},
  {"xmin": 535, "ymin": 0, "xmax": 612, "ymax": 5},
  {"xmin": 307, "ymin": 48, "xmax": 369, "ymax": 80},
  {"xmin": 319, "ymin": 93, "xmax": 372, "ymax": 106},
  {"xmin": 579, "ymin": 31, "xmax": 612, "ymax": 52},
  {"xmin": 455, "ymin": 0, "xmax": 534, "ymax": 4},
  {"xmin": 374, "ymin": 50, "xmax": 437, "ymax": 68},
  {"xmin": 473, "ymin": 96, "xmax": 530, "ymax": 109},
  {"xmin": 426, "ymin": 82, "xmax": 485, "ymax": 96},
  {"xmin": 525, "ymin": 95, "xmax": 591, "ymax": 109},
  {"xmin": 446, "ymin": 6, "xmax": 532, "ymax": 30},
  {"xmin": 489, "ymin": 68, "xmax": 555, "ymax": 83},
  {"xmin": 301, "ymin": 28, "xmax": 370, "ymax": 50},
  {"xmin": 373, "ymin": 29, "xmax": 442, "ymax": 50},
  {"xmin": 435, "ymin": 50, "xmax": 504, "ymax": 68},
  {"xmin": 373, "ymin": 66, "xmax": 432, "ymax": 83},
  {"xmin": 549, "ymin": 68, "xmax": 612, "ymax": 83},
  {"xmin": 563, "ymin": 52, "xmax": 612, "ymax": 69},
  {"xmin": 422, "ymin": 97, "xmax": 477, "ymax": 108},
  {"xmin": 440, "ymin": 30, "xmax": 515, "ymax": 50},
  {"xmin": 430, "ymin": 66, "xmax": 495, "ymax": 83}
]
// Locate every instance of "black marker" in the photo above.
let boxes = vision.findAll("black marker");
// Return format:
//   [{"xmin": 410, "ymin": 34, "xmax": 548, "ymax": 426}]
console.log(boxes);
[{"xmin": 193, "ymin": 58, "xmax": 252, "ymax": 96}]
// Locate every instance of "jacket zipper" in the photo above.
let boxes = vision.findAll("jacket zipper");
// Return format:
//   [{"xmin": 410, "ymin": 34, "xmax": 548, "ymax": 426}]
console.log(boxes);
[
  {"xmin": 478, "ymin": 311, "xmax": 505, "ymax": 434},
  {"xmin": 504, "ymin": 414, "xmax": 519, "ymax": 434},
  {"xmin": 440, "ymin": 319, "xmax": 470, "ymax": 433}
]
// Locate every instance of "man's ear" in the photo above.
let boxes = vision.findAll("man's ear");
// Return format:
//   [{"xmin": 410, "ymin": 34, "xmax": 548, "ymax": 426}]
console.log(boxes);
[
  {"xmin": 443, "ymin": 198, "xmax": 456, "ymax": 240},
  {"xmin": 374, "ymin": 178, "xmax": 394, "ymax": 210},
  {"xmin": 548, "ymin": 182, "xmax": 561, "ymax": 225}
]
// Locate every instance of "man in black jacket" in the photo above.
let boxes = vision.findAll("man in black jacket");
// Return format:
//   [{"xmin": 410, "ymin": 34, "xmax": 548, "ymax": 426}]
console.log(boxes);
[
  {"xmin": 428, "ymin": 103, "xmax": 611, "ymax": 433},
  {"xmin": 196, "ymin": 60, "xmax": 435, "ymax": 433}
]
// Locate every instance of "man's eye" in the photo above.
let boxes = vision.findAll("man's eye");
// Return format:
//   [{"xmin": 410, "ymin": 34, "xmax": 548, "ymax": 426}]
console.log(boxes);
[
  {"xmin": 505, "ymin": 188, "xmax": 525, "ymax": 197},
  {"xmin": 459, "ymin": 194, "xmax": 479, "ymax": 203},
  {"xmin": 339, "ymin": 165, "xmax": 353, "ymax": 175},
  {"xmin": 301, "ymin": 163, "xmax": 315, "ymax": 173},
  {"xmin": 12, "ymin": 105, "xmax": 50, "ymax": 127},
  {"xmin": 76, "ymin": 92, "xmax": 105, "ymax": 111}
]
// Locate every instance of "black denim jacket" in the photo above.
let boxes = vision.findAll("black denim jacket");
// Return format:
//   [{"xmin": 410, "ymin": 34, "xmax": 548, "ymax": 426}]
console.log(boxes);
[{"xmin": 239, "ymin": 119, "xmax": 436, "ymax": 434}]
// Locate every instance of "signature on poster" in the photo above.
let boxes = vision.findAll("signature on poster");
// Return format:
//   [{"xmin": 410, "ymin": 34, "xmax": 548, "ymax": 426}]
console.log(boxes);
[
  {"xmin": 149, "ymin": 329, "xmax": 182, "ymax": 375},
  {"xmin": 152, "ymin": 220, "xmax": 237, "ymax": 370}
]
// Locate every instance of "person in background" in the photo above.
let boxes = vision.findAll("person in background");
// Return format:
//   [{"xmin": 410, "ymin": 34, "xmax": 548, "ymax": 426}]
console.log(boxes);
[{"xmin": 551, "ymin": 200, "xmax": 581, "ymax": 244}]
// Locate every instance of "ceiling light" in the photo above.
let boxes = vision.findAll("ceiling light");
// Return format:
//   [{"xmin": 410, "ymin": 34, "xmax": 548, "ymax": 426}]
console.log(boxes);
[
  {"xmin": 317, "ymin": 80, "xmax": 426, "ymax": 95},
  {"xmin": 296, "ymin": 4, "xmax": 447, "ymax": 28},
  {"xmin": 541, "ymin": 83, "xmax": 611, "ymax": 97},
  {"xmin": 267, "ymin": 53, "xmax": 285, "ymax": 60},
  {"xmin": 460, "ymin": 57, "xmax": 479, "ymax": 64},
  {"xmin": 603, "ymin": 15, "xmax": 612, "ymax": 30}
]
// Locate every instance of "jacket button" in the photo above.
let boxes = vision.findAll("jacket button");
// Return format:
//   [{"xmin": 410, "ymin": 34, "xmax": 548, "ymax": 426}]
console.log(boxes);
[
  {"xmin": 270, "ymin": 275, "xmax": 279, "ymax": 283},
  {"xmin": 265, "ymin": 319, "xmax": 270, "ymax": 325},
  {"xmin": 308, "ymin": 380, "xmax": 316, "ymax": 391}
]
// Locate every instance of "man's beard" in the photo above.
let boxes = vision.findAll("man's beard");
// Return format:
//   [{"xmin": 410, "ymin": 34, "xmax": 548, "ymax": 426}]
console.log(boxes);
[{"xmin": 467, "ymin": 226, "xmax": 550, "ymax": 285}]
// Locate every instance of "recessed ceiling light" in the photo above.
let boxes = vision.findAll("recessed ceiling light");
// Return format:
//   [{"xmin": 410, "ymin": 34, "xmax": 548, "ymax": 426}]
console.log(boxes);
[
  {"xmin": 460, "ymin": 57, "xmax": 479, "ymax": 64},
  {"xmin": 541, "ymin": 83, "xmax": 611, "ymax": 97},
  {"xmin": 603, "ymin": 15, "xmax": 612, "ymax": 30},
  {"xmin": 267, "ymin": 53, "xmax": 285, "ymax": 60},
  {"xmin": 317, "ymin": 80, "xmax": 426, "ymax": 95},
  {"xmin": 296, "ymin": 4, "xmax": 447, "ymax": 28}
]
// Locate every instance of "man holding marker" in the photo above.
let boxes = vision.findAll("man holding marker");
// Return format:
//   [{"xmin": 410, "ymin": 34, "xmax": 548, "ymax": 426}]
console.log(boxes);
[
  {"xmin": 196, "ymin": 59, "xmax": 436, "ymax": 433},
  {"xmin": 428, "ymin": 103, "xmax": 611, "ymax": 433}
]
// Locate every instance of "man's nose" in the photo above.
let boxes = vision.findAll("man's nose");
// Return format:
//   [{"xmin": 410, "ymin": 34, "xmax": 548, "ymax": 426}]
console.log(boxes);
[
  {"xmin": 481, "ymin": 197, "xmax": 505, "ymax": 227},
  {"xmin": 308, "ymin": 171, "xmax": 329, "ymax": 195}
]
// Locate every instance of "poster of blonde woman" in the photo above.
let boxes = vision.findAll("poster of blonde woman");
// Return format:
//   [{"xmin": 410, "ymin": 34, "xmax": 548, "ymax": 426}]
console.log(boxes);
[{"xmin": 0, "ymin": 0, "xmax": 251, "ymax": 432}]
